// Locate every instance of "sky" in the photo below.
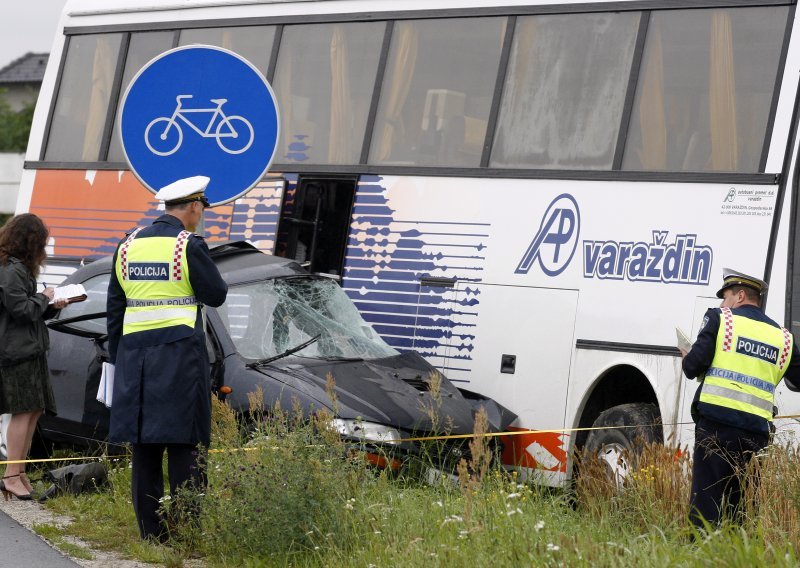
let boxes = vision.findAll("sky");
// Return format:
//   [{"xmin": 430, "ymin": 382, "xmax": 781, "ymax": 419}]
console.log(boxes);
[{"xmin": 0, "ymin": 1, "xmax": 67, "ymax": 70}]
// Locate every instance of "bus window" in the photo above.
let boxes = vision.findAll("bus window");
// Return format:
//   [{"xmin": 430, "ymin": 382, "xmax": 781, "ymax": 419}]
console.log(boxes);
[
  {"xmin": 178, "ymin": 26, "xmax": 275, "ymax": 77},
  {"xmin": 490, "ymin": 13, "xmax": 639, "ymax": 170},
  {"xmin": 107, "ymin": 31, "xmax": 175, "ymax": 163},
  {"xmin": 44, "ymin": 33, "xmax": 123, "ymax": 162},
  {"xmin": 622, "ymin": 7, "xmax": 789, "ymax": 173},
  {"xmin": 273, "ymin": 22, "xmax": 383, "ymax": 165},
  {"xmin": 368, "ymin": 17, "xmax": 506, "ymax": 168}
]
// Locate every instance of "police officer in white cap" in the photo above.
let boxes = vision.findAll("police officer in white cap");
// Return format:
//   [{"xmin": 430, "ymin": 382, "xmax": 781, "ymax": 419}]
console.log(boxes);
[
  {"xmin": 106, "ymin": 176, "xmax": 227, "ymax": 542},
  {"xmin": 682, "ymin": 268, "xmax": 800, "ymax": 530}
]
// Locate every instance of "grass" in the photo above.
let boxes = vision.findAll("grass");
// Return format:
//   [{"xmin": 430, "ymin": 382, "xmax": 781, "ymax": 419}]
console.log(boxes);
[
  {"xmin": 36, "ymin": 397, "xmax": 800, "ymax": 566},
  {"xmin": 32, "ymin": 523, "xmax": 94, "ymax": 560}
]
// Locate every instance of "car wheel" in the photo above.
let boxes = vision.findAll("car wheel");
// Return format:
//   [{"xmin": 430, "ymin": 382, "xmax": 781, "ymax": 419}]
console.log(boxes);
[{"xmin": 583, "ymin": 403, "xmax": 662, "ymax": 488}]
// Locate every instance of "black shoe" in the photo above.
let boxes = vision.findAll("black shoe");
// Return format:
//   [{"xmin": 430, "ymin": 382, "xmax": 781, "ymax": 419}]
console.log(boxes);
[{"xmin": 0, "ymin": 475, "xmax": 32, "ymax": 501}]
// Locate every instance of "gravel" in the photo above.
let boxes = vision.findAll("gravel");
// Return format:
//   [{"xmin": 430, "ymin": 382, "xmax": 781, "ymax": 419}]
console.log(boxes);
[{"xmin": 0, "ymin": 498, "xmax": 166, "ymax": 567}]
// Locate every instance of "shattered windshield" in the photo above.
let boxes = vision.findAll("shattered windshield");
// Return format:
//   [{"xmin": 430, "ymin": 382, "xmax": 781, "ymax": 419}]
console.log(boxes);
[{"xmin": 218, "ymin": 277, "xmax": 398, "ymax": 361}]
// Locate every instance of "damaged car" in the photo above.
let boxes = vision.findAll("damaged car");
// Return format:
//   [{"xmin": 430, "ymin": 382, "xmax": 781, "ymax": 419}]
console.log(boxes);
[{"xmin": 11, "ymin": 242, "xmax": 514, "ymax": 470}]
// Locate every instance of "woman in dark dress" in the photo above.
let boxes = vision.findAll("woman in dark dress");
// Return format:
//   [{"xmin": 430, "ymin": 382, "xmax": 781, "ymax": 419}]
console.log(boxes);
[{"xmin": 0, "ymin": 214, "xmax": 66, "ymax": 500}]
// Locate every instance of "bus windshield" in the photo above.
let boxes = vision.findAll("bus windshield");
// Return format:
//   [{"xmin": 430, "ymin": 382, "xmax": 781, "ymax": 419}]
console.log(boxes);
[{"xmin": 220, "ymin": 277, "xmax": 398, "ymax": 361}]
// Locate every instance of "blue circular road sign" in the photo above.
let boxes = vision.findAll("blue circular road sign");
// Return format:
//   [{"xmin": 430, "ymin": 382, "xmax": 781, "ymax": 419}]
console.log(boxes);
[{"xmin": 120, "ymin": 45, "xmax": 279, "ymax": 206}]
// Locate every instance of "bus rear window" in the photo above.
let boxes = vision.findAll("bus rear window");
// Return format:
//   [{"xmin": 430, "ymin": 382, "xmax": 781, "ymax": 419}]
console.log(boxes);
[{"xmin": 44, "ymin": 33, "xmax": 123, "ymax": 162}]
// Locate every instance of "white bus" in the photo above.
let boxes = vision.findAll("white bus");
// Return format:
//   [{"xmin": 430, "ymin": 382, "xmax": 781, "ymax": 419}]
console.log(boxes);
[{"xmin": 17, "ymin": 0, "xmax": 800, "ymax": 484}]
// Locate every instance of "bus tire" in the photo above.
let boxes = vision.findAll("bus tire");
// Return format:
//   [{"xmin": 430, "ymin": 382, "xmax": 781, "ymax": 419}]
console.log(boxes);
[{"xmin": 583, "ymin": 403, "xmax": 662, "ymax": 485}]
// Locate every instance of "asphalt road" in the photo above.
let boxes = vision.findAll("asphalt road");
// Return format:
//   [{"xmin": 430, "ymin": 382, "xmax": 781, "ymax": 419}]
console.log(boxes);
[{"xmin": 0, "ymin": 507, "xmax": 78, "ymax": 567}]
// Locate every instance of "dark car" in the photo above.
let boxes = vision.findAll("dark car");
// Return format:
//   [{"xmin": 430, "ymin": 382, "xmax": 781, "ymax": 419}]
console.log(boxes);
[{"xmin": 20, "ymin": 242, "xmax": 513, "ymax": 467}]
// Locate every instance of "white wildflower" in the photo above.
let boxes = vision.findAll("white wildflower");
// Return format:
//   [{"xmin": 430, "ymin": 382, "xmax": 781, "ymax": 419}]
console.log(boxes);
[
  {"xmin": 547, "ymin": 543, "xmax": 559, "ymax": 552},
  {"xmin": 535, "ymin": 520, "xmax": 545, "ymax": 531},
  {"xmin": 506, "ymin": 492, "xmax": 520, "ymax": 499},
  {"xmin": 435, "ymin": 500, "xmax": 443, "ymax": 507}
]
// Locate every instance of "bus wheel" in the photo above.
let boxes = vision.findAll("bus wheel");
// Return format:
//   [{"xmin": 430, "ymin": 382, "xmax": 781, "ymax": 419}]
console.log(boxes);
[{"xmin": 583, "ymin": 403, "xmax": 662, "ymax": 488}]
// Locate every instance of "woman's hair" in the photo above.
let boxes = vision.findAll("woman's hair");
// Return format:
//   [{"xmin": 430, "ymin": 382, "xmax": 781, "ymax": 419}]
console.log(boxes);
[{"xmin": 0, "ymin": 214, "xmax": 49, "ymax": 278}]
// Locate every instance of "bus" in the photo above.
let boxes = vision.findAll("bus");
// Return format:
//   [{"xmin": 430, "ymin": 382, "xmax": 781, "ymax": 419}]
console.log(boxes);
[{"xmin": 17, "ymin": 0, "xmax": 800, "ymax": 485}]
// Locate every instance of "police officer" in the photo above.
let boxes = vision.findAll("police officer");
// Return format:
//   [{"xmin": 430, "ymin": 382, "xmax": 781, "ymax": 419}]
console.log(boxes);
[
  {"xmin": 681, "ymin": 268, "xmax": 800, "ymax": 529},
  {"xmin": 106, "ymin": 176, "xmax": 228, "ymax": 541}
]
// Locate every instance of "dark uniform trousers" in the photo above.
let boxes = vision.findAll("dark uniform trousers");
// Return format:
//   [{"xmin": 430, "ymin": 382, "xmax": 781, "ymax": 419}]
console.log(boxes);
[
  {"xmin": 689, "ymin": 417, "xmax": 769, "ymax": 528},
  {"xmin": 131, "ymin": 443, "xmax": 207, "ymax": 541}
]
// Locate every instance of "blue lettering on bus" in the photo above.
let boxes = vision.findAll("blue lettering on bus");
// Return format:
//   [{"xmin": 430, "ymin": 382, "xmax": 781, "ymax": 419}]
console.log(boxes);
[
  {"xmin": 582, "ymin": 231, "xmax": 713, "ymax": 285},
  {"xmin": 128, "ymin": 262, "xmax": 170, "ymax": 281},
  {"xmin": 516, "ymin": 195, "xmax": 714, "ymax": 285},
  {"xmin": 736, "ymin": 336, "xmax": 779, "ymax": 364}
]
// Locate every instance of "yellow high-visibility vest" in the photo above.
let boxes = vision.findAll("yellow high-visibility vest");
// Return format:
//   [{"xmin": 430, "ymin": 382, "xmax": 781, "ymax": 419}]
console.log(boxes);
[
  {"xmin": 115, "ymin": 228, "xmax": 198, "ymax": 336},
  {"xmin": 699, "ymin": 307, "xmax": 793, "ymax": 422}
]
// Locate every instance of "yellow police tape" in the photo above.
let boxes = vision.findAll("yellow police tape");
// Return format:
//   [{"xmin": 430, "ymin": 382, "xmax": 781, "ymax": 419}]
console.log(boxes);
[{"xmin": 1, "ymin": 413, "xmax": 799, "ymax": 467}]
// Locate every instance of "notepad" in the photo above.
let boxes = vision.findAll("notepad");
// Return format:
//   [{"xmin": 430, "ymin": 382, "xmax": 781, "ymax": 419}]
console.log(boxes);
[
  {"xmin": 676, "ymin": 327, "xmax": 693, "ymax": 352},
  {"xmin": 49, "ymin": 283, "xmax": 87, "ymax": 305}
]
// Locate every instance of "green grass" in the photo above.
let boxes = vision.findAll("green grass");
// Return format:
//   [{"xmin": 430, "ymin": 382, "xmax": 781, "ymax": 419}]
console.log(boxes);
[
  {"xmin": 40, "ymin": 399, "xmax": 800, "ymax": 566},
  {"xmin": 32, "ymin": 523, "xmax": 93, "ymax": 561}
]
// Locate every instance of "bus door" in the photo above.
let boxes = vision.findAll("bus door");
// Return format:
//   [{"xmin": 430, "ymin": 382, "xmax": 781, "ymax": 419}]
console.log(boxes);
[
  {"xmin": 452, "ymin": 283, "xmax": 579, "ymax": 478},
  {"xmin": 276, "ymin": 176, "xmax": 356, "ymax": 277}
]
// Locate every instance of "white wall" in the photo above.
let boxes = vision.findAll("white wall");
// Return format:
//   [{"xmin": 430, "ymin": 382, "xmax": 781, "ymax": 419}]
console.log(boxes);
[
  {"xmin": 1, "ymin": 85, "xmax": 38, "ymax": 112},
  {"xmin": 0, "ymin": 153, "xmax": 24, "ymax": 213}
]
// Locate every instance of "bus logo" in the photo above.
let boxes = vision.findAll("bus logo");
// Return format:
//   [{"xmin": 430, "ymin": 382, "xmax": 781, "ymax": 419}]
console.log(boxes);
[{"xmin": 516, "ymin": 193, "xmax": 580, "ymax": 276}]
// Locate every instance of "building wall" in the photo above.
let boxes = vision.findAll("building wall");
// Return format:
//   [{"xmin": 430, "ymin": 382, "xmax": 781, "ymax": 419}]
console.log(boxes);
[
  {"xmin": 0, "ymin": 153, "xmax": 24, "ymax": 213},
  {"xmin": 0, "ymin": 85, "xmax": 38, "ymax": 112}
]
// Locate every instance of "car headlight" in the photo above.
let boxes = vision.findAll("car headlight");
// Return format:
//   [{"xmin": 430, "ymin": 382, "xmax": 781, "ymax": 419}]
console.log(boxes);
[{"xmin": 330, "ymin": 418, "xmax": 401, "ymax": 445}]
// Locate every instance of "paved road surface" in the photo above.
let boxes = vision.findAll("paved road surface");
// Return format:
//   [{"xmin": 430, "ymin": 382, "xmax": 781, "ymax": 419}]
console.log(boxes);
[{"xmin": 0, "ymin": 506, "xmax": 78, "ymax": 567}]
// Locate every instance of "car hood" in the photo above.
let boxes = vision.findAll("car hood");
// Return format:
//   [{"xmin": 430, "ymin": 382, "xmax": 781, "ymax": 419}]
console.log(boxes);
[{"xmin": 253, "ymin": 351, "xmax": 512, "ymax": 435}]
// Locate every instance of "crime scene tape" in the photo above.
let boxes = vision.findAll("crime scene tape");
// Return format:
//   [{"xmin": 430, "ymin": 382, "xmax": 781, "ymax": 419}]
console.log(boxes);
[{"xmin": 1, "ymin": 414, "xmax": 799, "ymax": 467}]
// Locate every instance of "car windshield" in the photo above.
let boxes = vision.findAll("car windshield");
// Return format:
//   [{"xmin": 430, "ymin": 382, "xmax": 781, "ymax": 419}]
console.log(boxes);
[{"xmin": 218, "ymin": 277, "xmax": 398, "ymax": 361}]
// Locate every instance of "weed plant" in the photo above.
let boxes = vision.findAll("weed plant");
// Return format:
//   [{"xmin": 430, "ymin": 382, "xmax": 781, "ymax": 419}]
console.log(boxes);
[{"xmin": 40, "ymin": 395, "xmax": 800, "ymax": 567}]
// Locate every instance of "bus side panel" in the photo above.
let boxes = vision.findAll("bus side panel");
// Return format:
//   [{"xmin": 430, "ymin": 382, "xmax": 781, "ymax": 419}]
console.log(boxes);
[
  {"xmin": 452, "ymin": 283, "xmax": 578, "ymax": 485},
  {"xmin": 24, "ymin": 170, "xmax": 284, "ymax": 258}
]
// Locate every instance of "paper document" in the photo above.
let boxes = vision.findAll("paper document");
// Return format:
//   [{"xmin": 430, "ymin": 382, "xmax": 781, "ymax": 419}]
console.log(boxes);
[
  {"xmin": 676, "ymin": 327, "xmax": 693, "ymax": 352},
  {"xmin": 50, "ymin": 283, "xmax": 87, "ymax": 305},
  {"xmin": 96, "ymin": 362, "xmax": 114, "ymax": 408}
]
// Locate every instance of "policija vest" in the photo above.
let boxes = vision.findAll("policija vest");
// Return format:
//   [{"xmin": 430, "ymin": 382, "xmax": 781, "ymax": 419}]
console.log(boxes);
[
  {"xmin": 115, "ymin": 228, "xmax": 198, "ymax": 336},
  {"xmin": 699, "ymin": 307, "xmax": 792, "ymax": 427}
]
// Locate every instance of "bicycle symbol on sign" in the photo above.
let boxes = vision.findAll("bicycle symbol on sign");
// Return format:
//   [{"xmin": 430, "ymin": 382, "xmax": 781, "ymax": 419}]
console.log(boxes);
[{"xmin": 145, "ymin": 95, "xmax": 255, "ymax": 156}]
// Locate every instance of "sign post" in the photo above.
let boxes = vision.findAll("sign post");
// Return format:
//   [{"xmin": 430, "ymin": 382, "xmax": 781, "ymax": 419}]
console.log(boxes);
[{"xmin": 119, "ymin": 45, "xmax": 279, "ymax": 206}]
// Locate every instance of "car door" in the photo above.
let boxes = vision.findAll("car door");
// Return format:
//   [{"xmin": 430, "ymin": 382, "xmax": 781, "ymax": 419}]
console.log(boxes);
[
  {"xmin": 40, "ymin": 272, "xmax": 111, "ymax": 446},
  {"xmin": 39, "ymin": 269, "xmax": 227, "ymax": 449}
]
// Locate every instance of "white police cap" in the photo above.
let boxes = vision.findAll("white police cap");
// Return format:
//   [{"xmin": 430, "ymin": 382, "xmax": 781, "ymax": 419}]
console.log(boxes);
[
  {"xmin": 716, "ymin": 268, "xmax": 768, "ymax": 299},
  {"xmin": 154, "ymin": 176, "xmax": 210, "ymax": 206}
]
